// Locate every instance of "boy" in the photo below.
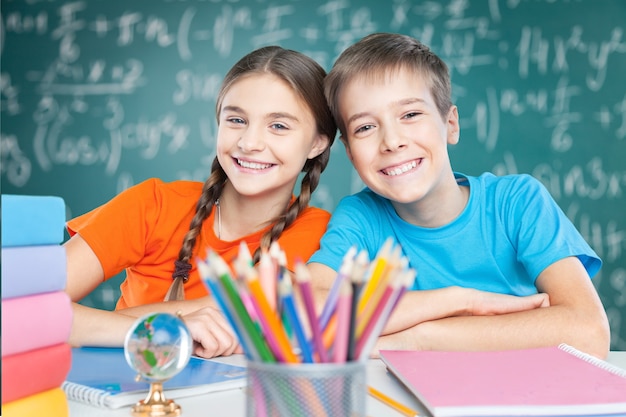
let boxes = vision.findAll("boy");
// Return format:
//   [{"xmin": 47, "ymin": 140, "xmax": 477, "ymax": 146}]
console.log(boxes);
[{"xmin": 308, "ymin": 33, "xmax": 610, "ymax": 358}]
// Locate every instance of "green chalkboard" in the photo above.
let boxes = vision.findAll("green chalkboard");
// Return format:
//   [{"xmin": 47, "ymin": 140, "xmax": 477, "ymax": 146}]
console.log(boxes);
[{"xmin": 2, "ymin": 0, "xmax": 625, "ymax": 350}]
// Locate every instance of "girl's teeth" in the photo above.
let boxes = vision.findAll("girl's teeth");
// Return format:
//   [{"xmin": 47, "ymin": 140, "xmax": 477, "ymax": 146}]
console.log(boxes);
[{"xmin": 238, "ymin": 159, "xmax": 272, "ymax": 169}]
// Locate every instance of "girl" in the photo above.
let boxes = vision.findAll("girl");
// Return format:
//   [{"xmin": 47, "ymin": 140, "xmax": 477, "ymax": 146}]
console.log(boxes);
[{"xmin": 64, "ymin": 46, "xmax": 337, "ymax": 358}]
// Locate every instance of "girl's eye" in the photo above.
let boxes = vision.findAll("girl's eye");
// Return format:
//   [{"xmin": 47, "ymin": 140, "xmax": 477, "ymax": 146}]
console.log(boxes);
[
  {"xmin": 227, "ymin": 117, "xmax": 246, "ymax": 125},
  {"xmin": 270, "ymin": 123, "xmax": 288, "ymax": 130}
]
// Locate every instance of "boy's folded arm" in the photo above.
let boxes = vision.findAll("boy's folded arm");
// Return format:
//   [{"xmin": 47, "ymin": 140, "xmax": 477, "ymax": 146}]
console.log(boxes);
[
  {"xmin": 374, "ymin": 257, "xmax": 610, "ymax": 359},
  {"xmin": 308, "ymin": 261, "xmax": 550, "ymax": 336},
  {"xmin": 381, "ymin": 287, "xmax": 549, "ymax": 336}
]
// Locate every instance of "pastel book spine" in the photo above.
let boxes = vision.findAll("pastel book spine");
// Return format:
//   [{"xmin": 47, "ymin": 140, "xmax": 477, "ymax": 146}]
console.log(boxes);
[
  {"xmin": 1, "ymin": 245, "xmax": 67, "ymax": 299},
  {"xmin": 1, "ymin": 343, "xmax": 72, "ymax": 404},
  {"xmin": 2, "ymin": 387, "xmax": 69, "ymax": 417},
  {"xmin": 1, "ymin": 194, "xmax": 66, "ymax": 247},
  {"xmin": 1, "ymin": 291, "xmax": 72, "ymax": 357}
]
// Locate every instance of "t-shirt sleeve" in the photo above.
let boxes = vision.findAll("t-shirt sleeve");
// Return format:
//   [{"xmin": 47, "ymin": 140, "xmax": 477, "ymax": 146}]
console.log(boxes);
[
  {"xmin": 66, "ymin": 178, "xmax": 164, "ymax": 279},
  {"xmin": 277, "ymin": 207, "xmax": 331, "ymax": 271},
  {"xmin": 503, "ymin": 174, "xmax": 602, "ymax": 280},
  {"xmin": 308, "ymin": 192, "xmax": 384, "ymax": 272}
]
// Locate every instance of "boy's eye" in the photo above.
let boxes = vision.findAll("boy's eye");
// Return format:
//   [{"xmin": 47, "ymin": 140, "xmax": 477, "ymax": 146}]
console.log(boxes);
[
  {"xmin": 354, "ymin": 124, "xmax": 374, "ymax": 134},
  {"xmin": 402, "ymin": 111, "xmax": 420, "ymax": 119}
]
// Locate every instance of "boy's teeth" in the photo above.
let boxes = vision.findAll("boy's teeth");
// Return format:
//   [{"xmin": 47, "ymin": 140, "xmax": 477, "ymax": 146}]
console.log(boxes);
[
  {"xmin": 238, "ymin": 159, "xmax": 272, "ymax": 169},
  {"xmin": 384, "ymin": 160, "xmax": 417, "ymax": 176}
]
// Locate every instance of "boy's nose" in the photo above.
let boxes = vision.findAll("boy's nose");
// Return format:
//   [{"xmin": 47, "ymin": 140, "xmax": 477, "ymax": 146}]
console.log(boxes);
[{"xmin": 380, "ymin": 128, "xmax": 407, "ymax": 152}]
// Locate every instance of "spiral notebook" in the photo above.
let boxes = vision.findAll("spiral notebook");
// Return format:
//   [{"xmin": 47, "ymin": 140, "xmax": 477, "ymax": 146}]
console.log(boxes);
[
  {"xmin": 380, "ymin": 344, "xmax": 626, "ymax": 417},
  {"xmin": 62, "ymin": 347, "xmax": 246, "ymax": 409}
]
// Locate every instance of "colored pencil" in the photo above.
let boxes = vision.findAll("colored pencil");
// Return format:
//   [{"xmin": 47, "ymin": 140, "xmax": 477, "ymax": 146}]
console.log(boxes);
[
  {"xmin": 322, "ymin": 313, "xmax": 337, "ymax": 351},
  {"xmin": 319, "ymin": 245, "xmax": 357, "ymax": 332},
  {"xmin": 208, "ymin": 250, "xmax": 276, "ymax": 362},
  {"xmin": 332, "ymin": 279, "xmax": 352, "ymax": 363},
  {"xmin": 357, "ymin": 237, "xmax": 394, "ymax": 314},
  {"xmin": 368, "ymin": 385, "xmax": 419, "ymax": 416},
  {"xmin": 198, "ymin": 240, "xmax": 409, "ymax": 365},
  {"xmin": 279, "ymin": 274, "xmax": 314, "ymax": 363},
  {"xmin": 244, "ymin": 261, "xmax": 299, "ymax": 363},
  {"xmin": 347, "ymin": 263, "xmax": 365, "ymax": 361},
  {"xmin": 294, "ymin": 261, "xmax": 328, "ymax": 363},
  {"xmin": 273, "ymin": 247, "xmax": 293, "ymax": 338},
  {"xmin": 355, "ymin": 274, "xmax": 399, "ymax": 359},
  {"xmin": 197, "ymin": 258, "xmax": 257, "ymax": 360},
  {"xmin": 232, "ymin": 243, "xmax": 261, "ymax": 324},
  {"xmin": 259, "ymin": 248, "xmax": 277, "ymax": 311},
  {"xmin": 355, "ymin": 245, "xmax": 402, "ymax": 338},
  {"xmin": 357, "ymin": 268, "xmax": 415, "ymax": 361}
]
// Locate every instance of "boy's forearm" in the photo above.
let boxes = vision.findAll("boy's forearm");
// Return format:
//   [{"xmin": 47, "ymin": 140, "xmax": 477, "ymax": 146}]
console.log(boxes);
[
  {"xmin": 376, "ymin": 304, "xmax": 610, "ymax": 359},
  {"xmin": 381, "ymin": 287, "xmax": 470, "ymax": 333},
  {"xmin": 381, "ymin": 287, "xmax": 548, "ymax": 335},
  {"xmin": 380, "ymin": 259, "xmax": 610, "ymax": 358}
]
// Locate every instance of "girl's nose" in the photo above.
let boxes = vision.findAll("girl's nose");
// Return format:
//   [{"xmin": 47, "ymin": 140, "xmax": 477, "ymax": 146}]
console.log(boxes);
[{"xmin": 238, "ymin": 128, "xmax": 265, "ymax": 152}]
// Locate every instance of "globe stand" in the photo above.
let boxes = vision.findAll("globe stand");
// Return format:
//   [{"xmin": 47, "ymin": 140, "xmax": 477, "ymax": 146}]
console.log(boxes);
[
  {"xmin": 131, "ymin": 381, "xmax": 181, "ymax": 417},
  {"xmin": 124, "ymin": 312, "xmax": 193, "ymax": 417}
]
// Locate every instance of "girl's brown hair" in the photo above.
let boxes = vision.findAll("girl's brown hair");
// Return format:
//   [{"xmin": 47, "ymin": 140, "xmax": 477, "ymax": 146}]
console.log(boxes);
[{"xmin": 166, "ymin": 46, "xmax": 337, "ymax": 300}]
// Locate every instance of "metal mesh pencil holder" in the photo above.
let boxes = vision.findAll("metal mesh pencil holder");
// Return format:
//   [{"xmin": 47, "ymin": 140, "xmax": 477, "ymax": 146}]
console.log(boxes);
[{"xmin": 245, "ymin": 360, "xmax": 366, "ymax": 417}]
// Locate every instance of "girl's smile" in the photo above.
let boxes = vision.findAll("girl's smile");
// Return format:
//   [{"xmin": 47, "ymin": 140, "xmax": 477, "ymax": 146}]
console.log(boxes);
[{"xmin": 233, "ymin": 157, "xmax": 275, "ymax": 172}]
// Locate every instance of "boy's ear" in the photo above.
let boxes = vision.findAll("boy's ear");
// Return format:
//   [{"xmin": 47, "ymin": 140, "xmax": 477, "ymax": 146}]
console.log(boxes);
[
  {"xmin": 307, "ymin": 133, "xmax": 330, "ymax": 159},
  {"xmin": 447, "ymin": 105, "xmax": 460, "ymax": 145}
]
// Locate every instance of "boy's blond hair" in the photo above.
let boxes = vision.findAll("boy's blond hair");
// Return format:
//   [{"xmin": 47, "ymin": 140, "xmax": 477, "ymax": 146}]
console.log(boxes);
[{"xmin": 324, "ymin": 32, "xmax": 453, "ymax": 142}]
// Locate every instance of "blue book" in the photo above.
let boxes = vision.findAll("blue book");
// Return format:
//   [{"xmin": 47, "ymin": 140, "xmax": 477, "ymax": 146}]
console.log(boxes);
[
  {"xmin": 62, "ymin": 347, "xmax": 247, "ymax": 409},
  {"xmin": 1, "ymin": 194, "xmax": 66, "ymax": 247}
]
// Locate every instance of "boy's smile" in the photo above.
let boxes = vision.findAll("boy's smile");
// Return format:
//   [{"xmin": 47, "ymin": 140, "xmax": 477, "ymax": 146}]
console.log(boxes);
[
  {"xmin": 381, "ymin": 158, "xmax": 421, "ymax": 176},
  {"xmin": 338, "ymin": 66, "xmax": 465, "ymax": 226}
]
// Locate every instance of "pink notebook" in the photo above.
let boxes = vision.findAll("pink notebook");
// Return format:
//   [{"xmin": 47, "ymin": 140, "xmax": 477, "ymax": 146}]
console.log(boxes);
[
  {"xmin": 379, "ymin": 344, "xmax": 626, "ymax": 417},
  {"xmin": 1, "ymin": 291, "xmax": 72, "ymax": 357}
]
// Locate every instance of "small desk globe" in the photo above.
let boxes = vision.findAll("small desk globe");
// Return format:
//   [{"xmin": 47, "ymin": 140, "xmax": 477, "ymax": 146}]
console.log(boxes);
[{"xmin": 124, "ymin": 312, "xmax": 193, "ymax": 417}]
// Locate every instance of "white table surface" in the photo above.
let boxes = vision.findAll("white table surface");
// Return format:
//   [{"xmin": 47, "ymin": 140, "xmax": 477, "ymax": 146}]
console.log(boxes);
[{"xmin": 68, "ymin": 351, "xmax": 626, "ymax": 417}]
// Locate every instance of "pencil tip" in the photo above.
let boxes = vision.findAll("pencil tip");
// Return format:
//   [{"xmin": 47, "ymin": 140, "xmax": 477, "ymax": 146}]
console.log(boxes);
[{"xmin": 294, "ymin": 261, "xmax": 310, "ymax": 282}]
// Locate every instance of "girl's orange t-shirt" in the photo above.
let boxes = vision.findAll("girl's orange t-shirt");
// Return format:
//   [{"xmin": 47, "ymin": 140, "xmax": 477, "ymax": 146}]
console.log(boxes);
[{"xmin": 66, "ymin": 178, "xmax": 330, "ymax": 309}]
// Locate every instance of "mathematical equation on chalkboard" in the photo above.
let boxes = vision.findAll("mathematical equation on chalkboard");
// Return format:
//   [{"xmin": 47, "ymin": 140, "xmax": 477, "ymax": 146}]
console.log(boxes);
[{"xmin": 1, "ymin": 0, "xmax": 625, "ymax": 348}]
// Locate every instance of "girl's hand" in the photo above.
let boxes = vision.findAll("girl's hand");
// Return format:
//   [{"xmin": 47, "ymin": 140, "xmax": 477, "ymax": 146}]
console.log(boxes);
[{"xmin": 182, "ymin": 306, "xmax": 241, "ymax": 358}]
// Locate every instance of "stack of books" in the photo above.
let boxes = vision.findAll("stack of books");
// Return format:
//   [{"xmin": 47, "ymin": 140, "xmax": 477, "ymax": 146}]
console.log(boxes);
[{"xmin": 1, "ymin": 194, "xmax": 73, "ymax": 417}]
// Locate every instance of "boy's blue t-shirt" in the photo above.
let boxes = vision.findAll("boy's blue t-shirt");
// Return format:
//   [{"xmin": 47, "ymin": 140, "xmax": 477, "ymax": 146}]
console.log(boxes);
[{"xmin": 308, "ymin": 172, "xmax": 601, "ymax": 294}]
